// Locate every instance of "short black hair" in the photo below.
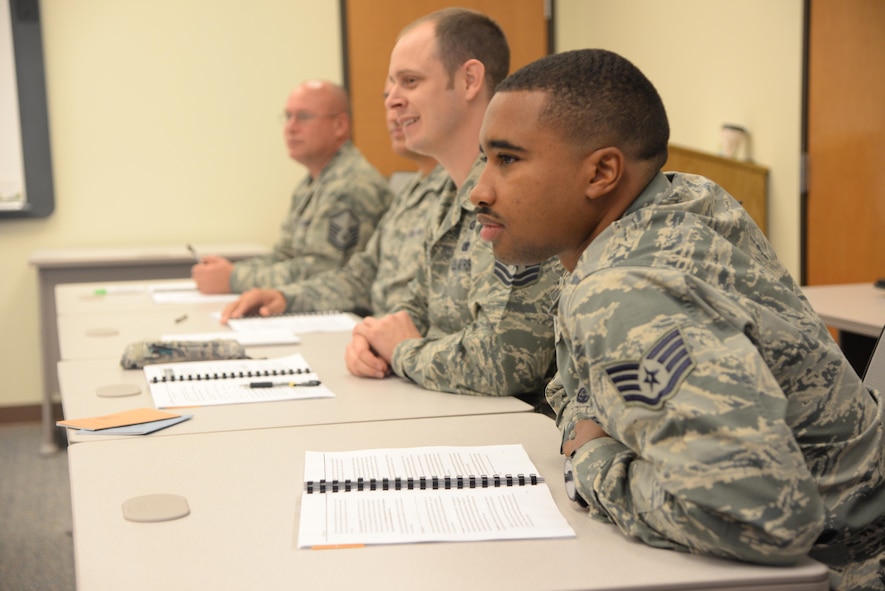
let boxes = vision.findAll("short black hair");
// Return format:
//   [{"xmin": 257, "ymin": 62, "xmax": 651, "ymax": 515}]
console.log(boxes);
[{"xmin": 497, "ymin": 49, "xmax": 669, "ymax": 167}]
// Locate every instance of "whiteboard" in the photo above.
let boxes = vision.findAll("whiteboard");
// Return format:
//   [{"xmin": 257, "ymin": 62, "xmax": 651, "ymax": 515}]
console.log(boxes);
[
  {"xmin": 0, "ymin": 0, "xmax": 24, "ymax": 209},
  {"xmin": 1, "ymin": 0, "xmax": 54, "ymax": 218}
]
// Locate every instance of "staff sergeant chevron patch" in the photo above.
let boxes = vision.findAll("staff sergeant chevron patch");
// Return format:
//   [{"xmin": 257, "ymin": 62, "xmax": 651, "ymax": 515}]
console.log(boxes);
[
  {"xmin": 493, "ymin": 261, "xmax": 542, "ymax": 288},
  {"xmin": 603, "ymin": 327, "xmax": 695, "ymax": 409}
]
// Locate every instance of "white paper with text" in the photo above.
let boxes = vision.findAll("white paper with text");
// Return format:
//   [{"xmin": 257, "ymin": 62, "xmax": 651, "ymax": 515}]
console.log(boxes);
[{"xmin": 297, "ymin": 445, "xmax": 574, "ymax": 547}]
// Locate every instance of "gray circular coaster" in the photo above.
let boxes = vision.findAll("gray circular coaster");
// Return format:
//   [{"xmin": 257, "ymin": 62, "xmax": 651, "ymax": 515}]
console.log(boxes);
[
  {"xmin": 122, "ymin": 494, "xmax": 190, "ymax": 523},
  {"xmin": 96, "ymin": 384, "xmax": 141, "ymax": 398}
]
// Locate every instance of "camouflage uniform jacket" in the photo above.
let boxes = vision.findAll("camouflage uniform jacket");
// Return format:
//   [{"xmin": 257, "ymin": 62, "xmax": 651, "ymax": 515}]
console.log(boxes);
[
  {"xmin": 278, "ymin": 164, "xmax": 448, "ymax": 315},
  {"xmin": 549, "ymin": 172, "xmax": 885, "ymax": 589},
  {"xmin": 229, "ymin": 141, "xmax": 392, "ymax": 292},
  {"xmin": 390, "ymin": 157, "xmax": 564, "ymax": 398}
]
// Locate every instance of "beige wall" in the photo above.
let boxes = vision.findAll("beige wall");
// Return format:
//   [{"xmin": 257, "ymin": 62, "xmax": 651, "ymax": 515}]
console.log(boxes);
[
  {"xmin": 1, "ymin": 0, "xmax": 804, "ymax": 409},
  {"xmin": 557, "ymin": 0, "xmax": 804, "ymax": 277},
  {"xmin": 1, "ymin": 0, "xmax": 341, "ymax": 408}
]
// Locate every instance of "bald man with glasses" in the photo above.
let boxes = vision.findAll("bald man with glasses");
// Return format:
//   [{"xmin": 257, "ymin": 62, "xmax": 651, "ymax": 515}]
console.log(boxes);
[{"xmin": 193, "ymin": 80, "xmax": 392, "ymax": 294}]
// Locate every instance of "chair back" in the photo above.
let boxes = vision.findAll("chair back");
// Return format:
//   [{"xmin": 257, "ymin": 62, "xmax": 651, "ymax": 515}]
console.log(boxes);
[{"xmin": 862, "ymin": 326, "xmax": 885, "ymax": 392}]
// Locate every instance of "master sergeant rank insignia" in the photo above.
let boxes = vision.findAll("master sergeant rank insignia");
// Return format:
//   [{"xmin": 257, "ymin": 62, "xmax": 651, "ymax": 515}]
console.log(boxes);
[{"xmin": 328, "ymin": 210, "xmax": 359, "ymax": 251}]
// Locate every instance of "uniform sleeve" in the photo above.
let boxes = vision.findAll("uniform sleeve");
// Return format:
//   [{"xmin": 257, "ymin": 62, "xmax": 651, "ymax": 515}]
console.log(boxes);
[
  {"xmin": 390, "ymin": 258, "xmax": 559, "ymax": 397},
  {"xmin": 563, "ymin": 270, "xmax": 825, "ymax": 565},
  {"xmin": 385, "ymin": 236, "xmax": 431, "ymax": 335},
  {"xmin": 545, "ymin": 370, "xmax": 569, "ymax": 432},
  {"xmin": 229, "ymin": 179, "xmax": 391, "ymax": 292},
  {"xmin": 278, "ymin": 236, "xmax": 379, "ymax": 315}
]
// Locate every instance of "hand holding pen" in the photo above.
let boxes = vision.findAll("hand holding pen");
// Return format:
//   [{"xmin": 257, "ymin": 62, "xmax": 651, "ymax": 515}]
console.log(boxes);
[
  {"xmin": 189, "ymin": 244, "xmax": 235, "ymax": 295},
  {"xmin": 187, "ymin": 243, "xmax": 202, "ymax": 264}
]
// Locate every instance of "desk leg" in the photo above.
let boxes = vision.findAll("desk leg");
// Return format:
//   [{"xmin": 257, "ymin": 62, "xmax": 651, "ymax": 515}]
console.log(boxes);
[
  {"xmin": 33, "ymin": 262, "xmax": 197, "ymax": 455},
  {"xmin": 40, "ymin": 389, "xmax": 58, "ymax": 456},
  {"xmin": 37, "ymin": 271, "xmax": 60, "ymax": 456}
]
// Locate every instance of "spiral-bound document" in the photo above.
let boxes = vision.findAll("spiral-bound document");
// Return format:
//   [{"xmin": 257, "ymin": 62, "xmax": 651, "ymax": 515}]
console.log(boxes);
[
  {"xmin": 297, "ymin": 444, "xmax": 574, "ymax": 548},
  {"xmin": 226, "ymin": 311, "xmax": 357, "ymax": 334},
  {"xmin": 143, "ymin": 353, "xmax": 334, "ymax": 408}
]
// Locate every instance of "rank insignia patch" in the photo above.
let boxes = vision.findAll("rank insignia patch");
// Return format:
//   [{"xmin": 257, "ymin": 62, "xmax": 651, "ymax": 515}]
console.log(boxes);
[
  {"xmin": 328, "ymin": 210, "xmax": 359, "ymax": 251},
  {"xmin": 603, "ymin": 328, "xmax": 694, "ymax": 409},
  {"xmin": 493, "ymin": 261, "xmax": 542, "ymax": 287}
]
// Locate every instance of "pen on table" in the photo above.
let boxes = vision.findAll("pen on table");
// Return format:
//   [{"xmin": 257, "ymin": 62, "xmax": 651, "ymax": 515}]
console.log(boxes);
[
  {"xmin": 186, "ymin": 243, "xmax": 201, "ymax": 264},
  {"xmin": 242, "ymin": 380, "xmax": 322, "ymax": 388},
  {"xmin": 174, "ymin": 314, "xmax": 188, "ymax": 324}
]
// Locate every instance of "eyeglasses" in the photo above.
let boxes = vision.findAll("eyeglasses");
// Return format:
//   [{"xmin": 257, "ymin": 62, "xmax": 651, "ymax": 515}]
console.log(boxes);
[{"xmin": 281, "ymin": 111, "xmax": 341, "ymax": 125}]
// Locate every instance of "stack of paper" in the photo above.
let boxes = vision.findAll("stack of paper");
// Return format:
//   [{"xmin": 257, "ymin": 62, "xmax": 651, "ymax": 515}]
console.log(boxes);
[
  {"xmin": 160, "ymin": 330, "xmax": 301, "ymax": 346},
  {"xmin": 149, "ymin": 281, "xmax": 239, "ymax": 304},
  {"xmin": 226, "ymin": 312, "xmax": 357, "ymax": 334}
]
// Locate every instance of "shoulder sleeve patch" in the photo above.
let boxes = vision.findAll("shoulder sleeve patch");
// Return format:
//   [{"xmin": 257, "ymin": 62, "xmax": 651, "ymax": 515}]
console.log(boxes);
[
  {"xmin": 328, "ymin": 210, "xmax": 359, "ymax": 251},
  {"xmin": 493, "ymin": 261, "xmax": 542, "ymax": 288},
  {"xmin": 603, "ymin": 327, "xmax": 694, "ymax": 409}
]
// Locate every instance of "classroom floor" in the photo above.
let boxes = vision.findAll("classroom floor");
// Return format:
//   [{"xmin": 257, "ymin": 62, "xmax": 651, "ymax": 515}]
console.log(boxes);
[{"xmin": 0, "ymin": 423, "xmax": 75, "ymax": 591}]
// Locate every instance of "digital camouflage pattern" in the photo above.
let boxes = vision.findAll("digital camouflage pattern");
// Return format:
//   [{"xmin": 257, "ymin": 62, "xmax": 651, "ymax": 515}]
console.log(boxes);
[
  {"xmin": 549, "ymin": 172, "xmax": 885, "ymax": 590},
  {"xmin": 390, "ymin": 157, "xmax": 565, "ymax": 399},
  {"xmin": 120, "ymin": 340, "xmax": 248, "ymax": 369},
  {"xmin": 278, "ymin": 164, "xmax": 449, "ymax": 315},
  {"xmin": 229, "ymin": 141, "xmax": 393, "ymax": 292}
]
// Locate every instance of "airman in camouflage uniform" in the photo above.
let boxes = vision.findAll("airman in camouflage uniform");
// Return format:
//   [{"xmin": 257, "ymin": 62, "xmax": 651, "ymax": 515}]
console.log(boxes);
[
  {"xmin": 230, "ymin": 140, "xmax": 392, "ymax": 292},
  {"xmin": 553, "ymin": 171, "xmax": 885, "ymax": 590},
  {"xmin": 192, "ymin": 80, "xmax": 392, "ymax": 295},
  {"xmin": 347, "ymin": 8, "xmax": 562, "ymax": 404},
  {"xmin": 388, "ymin": 158, "xmax": 563, "ymax": 398},
  {"xmin": 276, "ymin": 163, "xmax": 449, "ymax": 315},
  {"xmin": 471, "ymin": 49, "xmax": 885, "ymax": 590},
  {"xmin": 218, "ymin": 92, "xmax": 446, "ymax": 322}
]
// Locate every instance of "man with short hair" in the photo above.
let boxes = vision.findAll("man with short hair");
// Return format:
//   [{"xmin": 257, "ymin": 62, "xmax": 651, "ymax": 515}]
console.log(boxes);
[
  {"xmin": 346, "ymin": 8, "xmax": 563, "ymax": 403},
  {"xmin": 471, "ymin": 48, "xmax": 885, "ymax": 590},
  {"xmin": 193, "ymin": 80, "xmax": 392, "ymax": 294},
  {"xmin": 219, "ymin": 86, "xmax": 446, "ymax": 320}
]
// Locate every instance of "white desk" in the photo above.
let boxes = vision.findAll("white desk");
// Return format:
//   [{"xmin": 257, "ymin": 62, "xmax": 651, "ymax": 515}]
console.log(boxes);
[
  {"xmin": 57, "ymin": 331, "xmax": 531, "ymax": 443},
  {"xmin": 56, "ymin": 307, "xmax": 233, "ymax": 361},
  {"xmin": 802, "ymin": 283, "xmax": 884, "ymax": 377},
  {"xmin": 67, "ymin": 413, "xmax": 829, "ymax": 591},
  {"xmin": 54, "ymin": 279, "xmax": 531, "ymax": 442},
  {"xmin": 30, "ymin": 244, "xmax": 265, "ymax": 454},
  {"xmin": 54, "ymin": 279, "xmax": 238, "ymax": 316},
  {"xmin": 801, "ymin": 283, "xmax": 885, "ymax": 338}
]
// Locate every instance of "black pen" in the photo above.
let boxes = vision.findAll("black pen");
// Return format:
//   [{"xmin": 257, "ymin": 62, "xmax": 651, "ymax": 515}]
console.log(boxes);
[
  {"xmin": 242, "ymin": 380, "xmax": 322, "ymax": 388},
  {"xmin": 186, "ymin": 243, "xmax": 201, "ymax": 264}
]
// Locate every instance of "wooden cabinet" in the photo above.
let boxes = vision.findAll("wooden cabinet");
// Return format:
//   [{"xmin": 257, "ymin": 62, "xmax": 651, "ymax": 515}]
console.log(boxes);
[{"xmin": 664, "ymin": 144, "xmax": 769, "ymax": 235}]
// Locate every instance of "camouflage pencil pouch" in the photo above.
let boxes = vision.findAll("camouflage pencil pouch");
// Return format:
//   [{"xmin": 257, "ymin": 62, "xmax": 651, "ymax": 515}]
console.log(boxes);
[{"xmin": 120, "ymin": 340, "xmax": 249, "ymax": 369}]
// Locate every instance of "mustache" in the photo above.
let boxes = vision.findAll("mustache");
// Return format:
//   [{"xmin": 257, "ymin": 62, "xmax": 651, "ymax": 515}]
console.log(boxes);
[
  {"xmin": 476, "ymin": 206, "xmax": 501, "ymax": 224},
  {"xmin": 475, "ymin": 206, "xmax": 498, "ymax": 219}
]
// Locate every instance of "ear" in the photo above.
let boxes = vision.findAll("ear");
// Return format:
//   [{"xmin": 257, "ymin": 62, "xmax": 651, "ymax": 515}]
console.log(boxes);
[
  {"xmin": 583, "ymin": 147, "xmax": 624, "ymax": 200},
  {"xmin": 333, "ymin": 112, "xmax": 350, "ymax": 140},
  {"xmin": 461, "ymin": 58, "xmax": 486, "ymax": 101}
]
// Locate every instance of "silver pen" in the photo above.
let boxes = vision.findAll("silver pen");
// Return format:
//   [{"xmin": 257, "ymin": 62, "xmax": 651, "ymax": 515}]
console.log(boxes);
[
  {"xmin": 242, "ymin": 380, "xmax": 322, "ymax": 389},
  {"xmin": 186, "ymin": 243, "xmax": 201, "ymax": 264}
]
